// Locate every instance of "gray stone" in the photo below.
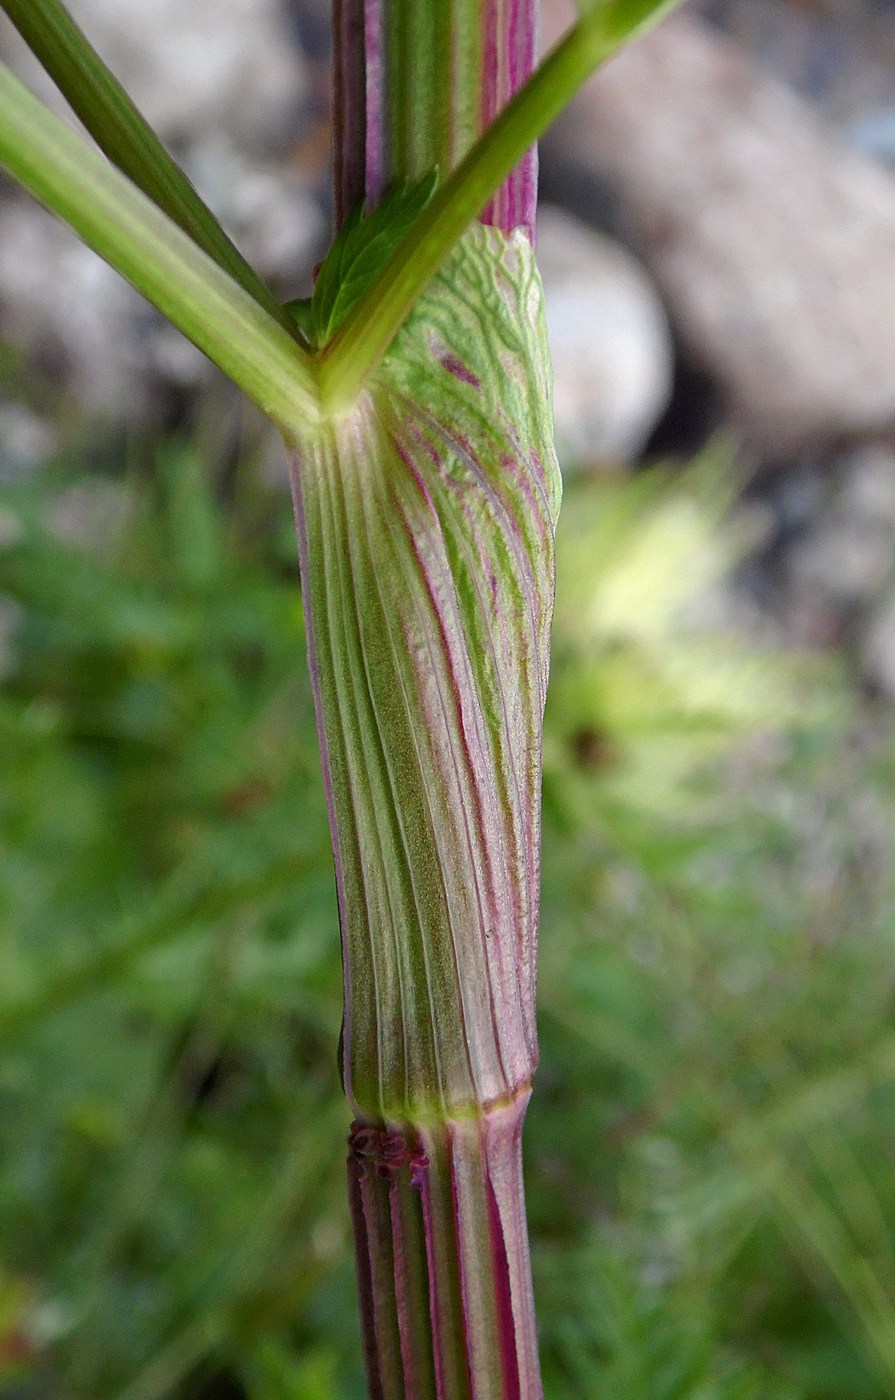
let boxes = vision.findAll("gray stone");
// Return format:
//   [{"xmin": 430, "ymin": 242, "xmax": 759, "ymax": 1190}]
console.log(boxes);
[
  {"xmin": 839, "ymin": 445, "xmax": 895, "ymax": 526},
  {"xmin": 543, "ymin": 6, "xmax": 895, "ymax": 452},
  {"xmin": 699, "ymin": 0, "xmax": 895, "ymax": 139},
  {"xmin": 0, "ymin": 0, "xmax": 323, "ymax": 425},
  {"xmin": 0, "ymin": 201, "xmax": 147, "ymax": 419},
  {"xmin": 863, "ymin": 594, "xmax": 895, "ymax": 698},
  {"xmin": 183, "ymin": 137, "xmax": 326, "ymax": 286},
  {"xmin": 786, "ymin": 446, "xmax": 895, "ymax": 609},
  {"xmin": 788, "ymin": 518, "xmax": 893, "ymax": 609},
  {"xmin": 536, "ymin": 206, "xmax": 673, "ymax": 466},
  {"xmin": 1, "ymin": 0, "xmax": 307, "ymax": 149},
  {"xmin": 0, "ymin": 403, "xmax": 59, "ymax": 477},
  {"xmin": 45, "ymin": 480, "xmax": 134, "ymax": 551}
]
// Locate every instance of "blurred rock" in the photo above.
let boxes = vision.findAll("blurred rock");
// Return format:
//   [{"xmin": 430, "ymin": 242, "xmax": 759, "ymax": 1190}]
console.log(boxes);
[
  {"xmin": 863, "ymin": 595, "xmax": 895, "ymax": 698},
  {"xmin": 45, "ymin": 479, "xmax": 134, "ymax": 551},
  {"xmin": 536, "ymin": 206, "xmax": 673, "ymax": 466},
  {"xmin": 0, "ymin": 201, "xmax": 148, "ymax": 420},
  {"xmin": 701, "ymin": 1, "xmax": 895, "ymax": 177},
  {"xmin": 750, "ymin": 442, "xmax": 895, "ymax": 663},
  {"xmin": 544, "ymin": 9, "xmax": 895, "ymax": 453},
  {"xmin": 787, "ymin": 446, "xmax": 895, "ymax": 607},
  {"xmin": 789, "ymin": 517, "xmax": 891, "ymax": 610},
  {"xmin": 183, "ymin": 137, "xmax": 326, "ymax": 290},
  {"xmin": 0, "ymin": 402, "xmax": 59, "ymax": 478},
  {"xmin": 0, "ymin": 0, "xmax": 307, "ymax": 150},
  {"xmin": 700, "ymin": 0, "xmax": 895, "ymax": 137},
  {"xmin": 0, "ymin": 0, "xmax": 325, "ymax": 427}
]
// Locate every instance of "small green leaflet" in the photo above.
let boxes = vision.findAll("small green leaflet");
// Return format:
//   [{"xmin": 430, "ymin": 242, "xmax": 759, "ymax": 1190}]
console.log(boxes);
[
  {"xmin": 286, "ymin": 171, "xmax": 438, "ymax": 350},
  {"xmin": 283, "ymin": 296, "xmax": 315, "ymax": 345}
]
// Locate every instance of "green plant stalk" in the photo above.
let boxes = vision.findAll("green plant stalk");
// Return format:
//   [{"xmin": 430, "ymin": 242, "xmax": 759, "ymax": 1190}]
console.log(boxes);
[
  {"xmin": 298, "ymin": 2, "xmax": 680, "ymax": 1393},
  {"xmin": 348, "ymin": 1096, "xmax": 537, "ymax": 1397},
  {"xmin": 301, "ymin": 3, "xmax": 558, "ymax": 1394},
  {"xmin": 288, "ymin": 215, "xmax": 560, "ymax": 1397}
]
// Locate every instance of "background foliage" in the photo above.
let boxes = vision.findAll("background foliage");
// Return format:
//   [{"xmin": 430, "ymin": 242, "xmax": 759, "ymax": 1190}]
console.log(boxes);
[{"xmin": 3, "ymin": 364, "xmax": 895, "ymax": 1398}]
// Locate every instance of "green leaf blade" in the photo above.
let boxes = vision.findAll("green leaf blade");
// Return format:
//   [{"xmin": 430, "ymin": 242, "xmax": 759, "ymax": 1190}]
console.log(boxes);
[{"xmin": 311, "ymin": 171, "xmax": 438, "ymax": 347}]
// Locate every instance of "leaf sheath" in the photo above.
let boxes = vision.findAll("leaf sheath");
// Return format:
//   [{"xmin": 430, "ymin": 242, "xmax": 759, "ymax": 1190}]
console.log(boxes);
[{"xmin": 288, "ymin": 224, "xmax": 559, "ymax": 1121}]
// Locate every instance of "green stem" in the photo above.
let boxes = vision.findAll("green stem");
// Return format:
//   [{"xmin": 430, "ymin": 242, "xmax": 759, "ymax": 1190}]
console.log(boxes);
[
  {"xmin": 0, "ymin": 64, "xmax": 319, "ymax": 431},
  {"xmin": 319, "ymin": 0, "xmax": 681, "ymax": 409},
  {"xmin": 0, "ymin": 0, "xmax": 295, "ymax": 332}
]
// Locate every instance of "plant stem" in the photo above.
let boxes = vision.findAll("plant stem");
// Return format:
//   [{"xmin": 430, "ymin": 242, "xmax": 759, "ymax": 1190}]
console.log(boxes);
[
  {"xmin": 349, "ymin": 1094, "xmax": 537, "ymax": 1398},
  {"xmin": 288, "ymin": 217, "xmax": 558, "ymax": 1394},
  {"xmin": 333, "ymin": 0, "xmax": 537, "ymax": 236},
  {"xmin": 0, "ymin": 63, "xmax": 319, "ymax": 430},
  {"xmin": 321, "ymin": 5, "xmax": 556, "ymax": 1395},
  {"xmin": 321, "ymin": 0, "xmax": 681, "ymax": 410}
]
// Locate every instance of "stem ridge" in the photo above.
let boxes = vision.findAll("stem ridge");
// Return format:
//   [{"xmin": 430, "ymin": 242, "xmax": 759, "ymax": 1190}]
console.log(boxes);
[{"xmin": 349, "ymin": 1095, "xmax": 540, "ymax": 1399}]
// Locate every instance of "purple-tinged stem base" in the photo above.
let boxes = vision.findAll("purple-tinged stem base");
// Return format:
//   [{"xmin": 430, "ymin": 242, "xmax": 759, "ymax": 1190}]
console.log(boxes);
[
  {"xmin": 333, "ymin": 0, "xmax": 538, "ymax": 239},
  {"xmin": 348, "ymin": 1094, "xmax": 542, "ymax": 1399}
]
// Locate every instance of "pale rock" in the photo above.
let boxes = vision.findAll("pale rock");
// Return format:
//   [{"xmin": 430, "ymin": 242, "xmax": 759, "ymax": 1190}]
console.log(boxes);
[
  {"xmin": 788, "ymin": 518, "xmax": 893, "ymax": 609},
  {"xmin": 700, "ymin": 0, "xmax": 895, "ymax": 137},
  {"xmin": 0, "ymin": 0, "xmax": 306, "ymax": 149},
  {"xmin": 0, "ymin": 403, "xmax": 59, "ymax": 477},
  {"xmin": 839, "ymin": 445, "xmax": 895, "ymax": 526},
  {"xmin": 184, "ymin": 137, "xmax": 326, "ymax": 286},
  {"xmin": 45, "ymin": 480, "xmax": 134, "ymax": 551},
  {"xmin": 543, "ymin": 7, "xmax": 895, "ymax": 452},
  {"xmin": 0, "ymin": 201, "xmax": 147, "ymax": 419},
  {"xmin": 863, "ymin": 595, "xmax": 895, "ymax": 698},
  {"xmin": 536, "ymin": 207, "xmax": 673, "ymax": 466}
]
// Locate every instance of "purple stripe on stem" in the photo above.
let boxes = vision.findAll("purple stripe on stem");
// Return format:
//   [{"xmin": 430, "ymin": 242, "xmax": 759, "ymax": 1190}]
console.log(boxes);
[
  {"xmin": 481, "ymin": 0, "xmax": 538, "ymax": 238},
  {"xmin": 333, "ymin": 0, "xmax": 368, "ymax": 224},
  {"xmin": 349, "ymin": 1102, "xmax": 542, "ymax": 1398},
  {"xmin": 333, "ymin": 0, "xmax": 538, "ymax": 234},
  {"xmin": 363, "ymin": 0, "xmax": 386, "ymax": 208}
]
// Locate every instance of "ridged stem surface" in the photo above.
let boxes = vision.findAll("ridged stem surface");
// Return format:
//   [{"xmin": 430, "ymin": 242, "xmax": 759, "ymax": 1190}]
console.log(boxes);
[
  {"xmin": 289, "ymin": 217, "xmax": 558, "ymax": 1396},
  {"xmin": 349, "ymin": 1095, "xmax": 537, "ymax": 1398},
  {"xmin": 316, "ymin": 4, "xmax": 550, "ymax": 1394},
  {"xmin": 333, "ymin": 0, "xmax": 538, "ymax": 236},
  {"xmin": 288, "ymin": 225, "xmax": 557, "ymax": 1122}
]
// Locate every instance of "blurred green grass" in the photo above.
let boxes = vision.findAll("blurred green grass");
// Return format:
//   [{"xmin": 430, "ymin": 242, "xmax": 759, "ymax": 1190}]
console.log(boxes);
[{"xmin": 2, "ymin": 425, "xmax": 895, "ymax": 1400}]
